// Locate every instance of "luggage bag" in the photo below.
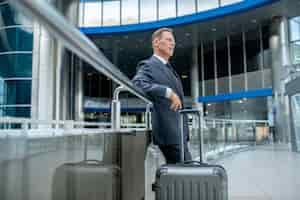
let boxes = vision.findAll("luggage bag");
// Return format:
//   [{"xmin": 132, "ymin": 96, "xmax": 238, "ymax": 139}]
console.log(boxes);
[
  {"xmin": 52, "ymin": 135, "xmax": 120, "ymax": 200},
  {"xmin": 152, "ymin": 109, "xmax": 228, "ymax": 200}
]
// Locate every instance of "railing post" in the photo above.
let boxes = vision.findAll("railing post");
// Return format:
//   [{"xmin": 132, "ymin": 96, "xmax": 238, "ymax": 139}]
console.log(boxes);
[
  {"xmin": 145, "ymin": 103, "xmax": 152, "ymax": 130},
  {"xmin": 111, "ymin": 86, "xmax": 126, "ymax": 129},
  {"xmin": 222, "ymin": 121, "xmax": 226, "ymax": 153},
  {"xmin": 199, "ymin": 111, "xmax": 204, "ymax": 162},
  {"xmin": 253, "ymin": 122, "xmax": 257, "ymax": 146},
  {"xmin": 111, "ymin": 99, "xmax": 121, "ymax": 130},
  {"xmin": 20, "ymin": 121, "xmax": 29, "ymax": 159}
]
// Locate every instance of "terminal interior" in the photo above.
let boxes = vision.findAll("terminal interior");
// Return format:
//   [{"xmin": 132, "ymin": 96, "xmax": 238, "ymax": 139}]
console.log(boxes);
[{"xmin": 1, "ymin": 0, "xmax": 300, "ymax": 199}]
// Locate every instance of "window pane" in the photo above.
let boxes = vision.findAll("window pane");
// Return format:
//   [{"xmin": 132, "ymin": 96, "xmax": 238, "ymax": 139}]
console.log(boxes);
[
  {"xmin": 4, "ymin": 80, "xmax": 31, "ymax": 105},
  {"xmin": 0, "ymin": 79, "xmax": 3, "ymax": 105},
  {"xmin": 0, "ymin": 27, "xmax": 33, "ymax": 52},
  {"xmin": 159, "ymin": 0, "xmax": 176, "ymax": 20},
  {"xmin": 198, "ymin": 45, "xmax": 203, "ymax": 96},
  {"xmin": 0, "ymin": 3, "xmax": 32, "ymax": 26},
  {"xmin": 230, "ymin": 33, "xmax": 244, "ymax": 75},
  {"xmin": 262, "ymin": 25, "xmax": 271, "ymax": 69},
  {"xmin": 216, "ymin": 38, "xmax": 228, "ymax": 78},
  {"xmin": 204, "ymin": 42, "xmax": 214, "ymax": 80},
  {"xmin": 246, "ymin": 28, "xmax": 260, "ymax": 72},
  {"xmin": 221, "ymin": 0, "xmax": 243, "ymax": 6},
  {"xmin": 84, "ymin": 72, "xmax": 101, "ymax": 98},
  {"xmin": 0, "ymin": 3, "xmax": 16, "ymax": 26},
  {"xmin": 84, "ymin": 1, "xmax": 102, "ymax": 27},
  {"xmin": 290, "ymin": 17, "xmax": 300, "ymax": 42},
  {"xmin": 178, "ymin": 0, "xmax": 195, "ymax": 16},
  {"xmin": 291, "ymin": 41, "xmax": 300, "ymax": 65},
  {"xmin": 197, "ymin": 0, "xmax": 218, "ymax": 12},
  {"xmin": 140, "ymin": 0, "xmax": 157, "ymax": 22},
  {"xmin": 122, "ymin": 0, "xmax": 138, "ymax": 24},
  {"xmin": 103, "ymin": 0, "xmax": 120, "ymax": 26},
  {"xmin": 0, "ymin": 107, "xmax": 31, "ymax": 117},
  {"xmin": 0, "ymin": 54, "xmax": 32, "ymax": 78}
]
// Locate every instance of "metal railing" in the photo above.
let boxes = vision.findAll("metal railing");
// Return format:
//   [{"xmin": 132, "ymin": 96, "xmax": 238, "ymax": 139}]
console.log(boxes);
[
  {"xmin": 188, "ymin": 117, "xmax": 270, "ymax": 161},
  {"xmin": 9, "ymin": 0, "xmax": 153, "ymax": 133},
  {"xmin": 9, "ymin": 0, "xmax": 152, "ymax": 106},
  {"xmin": 0, "ymin": 117, "xmax": 150, "ymax": 138}
]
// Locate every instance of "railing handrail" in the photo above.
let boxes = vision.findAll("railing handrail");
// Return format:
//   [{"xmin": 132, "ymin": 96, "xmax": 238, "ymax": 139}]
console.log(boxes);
[
  {"xmin": 0, "ymin": 117, "xmax": 110, "ymax": 126},
  {"xmin": 9, "ymin": 0, "xmax": 152, "ymax": 105},
  {"xmin": 203, "ymin": 117, "xmax": 269, "ymax": 124},
  {"xmin": 0, "ymin": 117, "xmax": 150, "ymax": 129}
]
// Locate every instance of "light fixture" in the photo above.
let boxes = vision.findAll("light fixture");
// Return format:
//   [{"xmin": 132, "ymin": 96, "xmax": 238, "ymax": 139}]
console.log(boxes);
[
  {"xmin": 238, "ymin": 100, "xmax": 243, "ymax": 103},
  {"xmin": 251, "ymin": 19, "xmax": 257, "ymax": 23},
  {"xmin": 185, "ymin": 32, "xmax": 191, "ymax": 37},
  {"xmin": 211, "ymin": 28, "xmax": 217, "ymax": 32},
  {"xmin": 181, "ymin": 75, "xmax": 188, "ymax": 79},
  {"xmin": 207, "ymin": 103, "xmax": 211, "ymax": 106}
]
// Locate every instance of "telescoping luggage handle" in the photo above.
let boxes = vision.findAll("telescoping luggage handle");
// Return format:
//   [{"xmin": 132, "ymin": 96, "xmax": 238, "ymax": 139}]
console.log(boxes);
[{"xmin": 179, "ymin": 109, "xmax": 203, "ymax": 163}]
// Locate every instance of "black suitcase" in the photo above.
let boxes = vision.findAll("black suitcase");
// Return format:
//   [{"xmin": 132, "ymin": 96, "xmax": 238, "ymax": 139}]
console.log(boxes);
[
  {"xmin": 52, "ymin": 135, "xmax": 120, "ymax": 200},
  {"xmin": 152, "ymin": 109, "xmax": 228, "ymax": 200}
]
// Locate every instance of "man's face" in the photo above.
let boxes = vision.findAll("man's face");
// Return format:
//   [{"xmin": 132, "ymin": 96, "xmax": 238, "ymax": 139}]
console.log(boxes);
[{"xmin": 154, "ymin": 31, "xmax": 175, "ymax": 59}]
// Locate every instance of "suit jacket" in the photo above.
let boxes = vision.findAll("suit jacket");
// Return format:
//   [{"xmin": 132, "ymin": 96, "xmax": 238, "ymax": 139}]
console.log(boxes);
[{"xmin": 132, "ymin": 56, "xmax": 189, "ymax": 146}]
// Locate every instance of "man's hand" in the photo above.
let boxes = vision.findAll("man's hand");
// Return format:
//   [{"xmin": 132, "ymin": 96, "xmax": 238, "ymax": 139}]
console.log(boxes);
[{"xmin": 170, "ymin": 92, "xmax": 182, "ymax": 111}]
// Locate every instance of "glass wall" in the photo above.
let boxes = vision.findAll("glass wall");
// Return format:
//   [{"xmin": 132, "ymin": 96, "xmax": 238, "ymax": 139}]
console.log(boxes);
[
  {"xmin": 122, "ymin": 0, "xmax": 138, "ymax": 24},
  {"xmin": 140, "ymin": 0, "xmax": 157, "ymax": 22},
  {"xmin": 158, "ymin": 0, "xmax": 176, "ymax": 20},
  {"xmin": 80, "ymin": 0, "xmax": 245, "ymax": 27},
  {"xmin": 221, "ymin": 0, "xmax": 243, "ymax": 6},
  {"xmin": 103, "ymin": 0, "xmax": 120, "ymax": 26},
  {"xmin": 199, "ymin": 24, "xmax": 270, "ymax": 95},
  {"xmin": 83, "ymin": 0, "xmax": 102, "ymax": 27},
  {"xmin": 204, "ymin": 42, "xmax": 215, "ymax": 95},
  {"xmin": 246, "ymin": 27, "xmax": 261, "ymax": 72},
  {"xmin": 0, "ymin": 1, "xmax": 33, "ymax": 117},
  {"xmin": 290, "ymin": 94, "xmax": 300, "ymax": 152},
  {"xmin": 216, "ymin": 38, "xmax": 229, "ymax": 78},
  {"xmin": 197, "ymin": 0, "xmax": 218, "ymax": 12},
  {"xmin": 289, "ymin": 16, "xmax": 300, "ymax": 65},
  {"xmin": 230, "ymin": 33, "xmax": 244, "ymax": 75},
  {"xmin": 178, "ymin": 0, "xmax": 195, "ymax": 16},
  {"xmin": 217, "ymin": 38, "xmax": 229, "ymax": 94},
  {"xmin": 262, "ymin": 25, "xmax": 271, "ymax": 69}
]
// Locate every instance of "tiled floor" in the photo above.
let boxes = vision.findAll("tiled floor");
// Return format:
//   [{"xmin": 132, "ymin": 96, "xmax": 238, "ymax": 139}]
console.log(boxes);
[
  {"xmin": 1, "ymin": 140, "xmax": 300, "ymax": 200},
  {"xmin": 216, "ymin": 144, "xmax": 300, "ymax": 200}
]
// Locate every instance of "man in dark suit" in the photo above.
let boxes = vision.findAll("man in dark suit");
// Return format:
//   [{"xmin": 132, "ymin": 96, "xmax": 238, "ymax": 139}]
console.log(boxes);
[{"xmin": 132, "ymin": 27, "xmax": 192, "ymax": 164}]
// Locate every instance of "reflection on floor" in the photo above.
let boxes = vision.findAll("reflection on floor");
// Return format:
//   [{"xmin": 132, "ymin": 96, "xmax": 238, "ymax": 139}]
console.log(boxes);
[
  {"xmin": 1, "ymin": 140, "xmax": 300, "ymax": 200},
  {"xmin": 216, "ymin": 144, "xmax": 300, "ymax": 200}
]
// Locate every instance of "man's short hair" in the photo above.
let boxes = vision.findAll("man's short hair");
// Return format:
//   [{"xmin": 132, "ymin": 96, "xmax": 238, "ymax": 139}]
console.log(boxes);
[{"xmin": 151, "ymin": 27, "xmax": 173, "ymax": 42}]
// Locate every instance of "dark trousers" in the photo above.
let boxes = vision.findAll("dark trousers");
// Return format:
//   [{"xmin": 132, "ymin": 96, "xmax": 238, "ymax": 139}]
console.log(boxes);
[{"xmin": 159, "ymin": 143, "xmax": 192, "ymax": 164}]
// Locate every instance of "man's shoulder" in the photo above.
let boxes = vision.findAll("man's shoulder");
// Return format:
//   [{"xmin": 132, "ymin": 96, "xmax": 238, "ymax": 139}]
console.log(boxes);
[
  {"xmin": 138, "ymin": 56, "xmax": 155, "ymax": 66},
  {"xmin": 137, "ymin": 56, "xmax": 157, "ymax": 70}
]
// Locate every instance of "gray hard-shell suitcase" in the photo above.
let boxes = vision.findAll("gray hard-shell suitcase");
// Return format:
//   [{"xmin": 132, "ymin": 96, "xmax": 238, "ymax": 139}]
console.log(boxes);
[
  {"xmin": 52, "ymin": 135, "xmax": 120, "ymax": 200},
  {"xmin": 152, "ymin": 109, "xmax": 228, "ymax": 200}
]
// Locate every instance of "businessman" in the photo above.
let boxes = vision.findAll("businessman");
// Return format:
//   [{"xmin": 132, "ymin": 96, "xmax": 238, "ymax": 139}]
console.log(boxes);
[{"xmin": 132, "ymin": 27, "xmax": 192, "ymax": 164}]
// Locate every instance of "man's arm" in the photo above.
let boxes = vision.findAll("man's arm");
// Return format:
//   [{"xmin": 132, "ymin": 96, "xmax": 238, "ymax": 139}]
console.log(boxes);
[
  {"xmin": 132, "ymin": 62, "xmax": 168, "ymax": 99},
  {"xmin": 132, "ymin": 62, "xmax": 182, "ymax": 111}
]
